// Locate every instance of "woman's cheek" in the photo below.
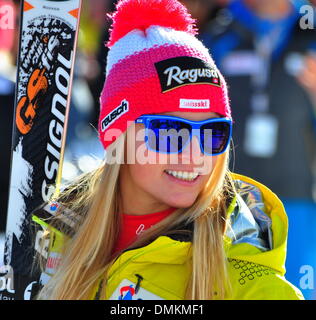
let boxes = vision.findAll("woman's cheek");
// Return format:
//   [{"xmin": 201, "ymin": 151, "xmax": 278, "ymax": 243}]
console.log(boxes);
[{"xmin": 200, "ymin": 155, "xmax": 217, "ymax": 176}]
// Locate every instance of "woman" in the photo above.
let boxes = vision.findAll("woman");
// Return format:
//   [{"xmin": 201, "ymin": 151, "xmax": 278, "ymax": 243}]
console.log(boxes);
[{"xmin": 33, "ymin": 0, "xmax": 303, "ymax": 300}]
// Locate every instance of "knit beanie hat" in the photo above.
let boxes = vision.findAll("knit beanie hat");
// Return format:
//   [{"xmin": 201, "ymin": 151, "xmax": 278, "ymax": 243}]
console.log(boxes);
[{"xmin": 99, "ymin": 0, "xmax": 231, "ymax": 150}]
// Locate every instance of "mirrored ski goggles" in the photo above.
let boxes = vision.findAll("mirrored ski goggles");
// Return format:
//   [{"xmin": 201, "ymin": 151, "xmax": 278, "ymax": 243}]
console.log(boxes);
[{"xmin": 135, "ymin": 115, "xmax": 232, "ymax": 156}]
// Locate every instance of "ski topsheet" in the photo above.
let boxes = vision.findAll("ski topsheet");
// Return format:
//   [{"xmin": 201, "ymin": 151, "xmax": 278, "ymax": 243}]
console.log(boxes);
[{"xmin": 2, "ymin": 0, "xmax": 82, "ymax": 300}]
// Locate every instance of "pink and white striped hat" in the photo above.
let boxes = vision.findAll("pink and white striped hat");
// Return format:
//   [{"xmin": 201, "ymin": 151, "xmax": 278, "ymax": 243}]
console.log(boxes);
[{"xmin": 99, "ymin": 0, "xmax": 231, "ymax": 150}]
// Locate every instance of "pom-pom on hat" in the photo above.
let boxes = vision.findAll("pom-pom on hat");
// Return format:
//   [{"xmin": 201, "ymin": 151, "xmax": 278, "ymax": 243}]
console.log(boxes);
[{"xmin": 99, "ymin": 0, "xmax": 231, "ymax": 150}]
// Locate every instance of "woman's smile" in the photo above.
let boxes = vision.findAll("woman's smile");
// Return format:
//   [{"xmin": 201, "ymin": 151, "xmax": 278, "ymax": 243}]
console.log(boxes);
[
  {"xmin": 164, "ymin": 169, "xmax": 202, "ymax": 185},
  {"xmin": 164, "ymin": 169, "xmax": 200, "ymax": 181}
]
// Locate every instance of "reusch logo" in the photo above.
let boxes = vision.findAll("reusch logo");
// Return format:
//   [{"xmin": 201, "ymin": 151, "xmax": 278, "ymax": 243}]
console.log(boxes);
[
  {"xmin": 101, "ymin": 99, "xmax": 129, "ymax": 132},
  {"xmin": 155, "ymin": 56, "xmax": 221, "ymax": 93}
]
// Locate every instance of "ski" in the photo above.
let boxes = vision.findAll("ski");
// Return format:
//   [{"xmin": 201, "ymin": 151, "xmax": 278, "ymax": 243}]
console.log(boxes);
[{"xmin": 1, "ymin": 0, "xmax": 82, "ymax": 300}]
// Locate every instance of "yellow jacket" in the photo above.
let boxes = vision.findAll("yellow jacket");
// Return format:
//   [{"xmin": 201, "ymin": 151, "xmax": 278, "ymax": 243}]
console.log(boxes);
[{"xmin": 32, "ymin": 173, "xmax": 304, "ymax": 300}]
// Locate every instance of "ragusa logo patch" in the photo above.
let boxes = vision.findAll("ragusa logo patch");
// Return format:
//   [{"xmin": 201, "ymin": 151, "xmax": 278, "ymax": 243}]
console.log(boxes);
[{"xmin": 155, "ymin": 56, "xmax": 221, "ymax": 93}]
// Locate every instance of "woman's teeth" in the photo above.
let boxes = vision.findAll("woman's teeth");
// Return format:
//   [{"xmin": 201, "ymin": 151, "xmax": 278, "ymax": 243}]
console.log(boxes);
[{"xmin": 165, "ymin": 170, "xmax": 199, "ymax": 181}]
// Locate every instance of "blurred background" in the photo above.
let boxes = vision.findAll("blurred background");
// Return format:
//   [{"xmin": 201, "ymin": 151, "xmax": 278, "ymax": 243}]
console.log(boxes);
[{"xmin": 0, "ymin": 0, "xmax": 316, "ymax": 299}]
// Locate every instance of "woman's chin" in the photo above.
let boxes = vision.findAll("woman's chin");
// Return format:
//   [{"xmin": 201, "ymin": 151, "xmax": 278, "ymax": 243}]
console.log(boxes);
[{"xmin": 163, "ymin": 195, "xmax": 197, "ymax": 209}]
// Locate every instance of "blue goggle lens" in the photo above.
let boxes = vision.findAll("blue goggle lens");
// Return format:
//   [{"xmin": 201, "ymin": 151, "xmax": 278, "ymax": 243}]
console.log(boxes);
[{"xmin": 145, "ymin": 118, "xmax": 231, "ymax": 155}]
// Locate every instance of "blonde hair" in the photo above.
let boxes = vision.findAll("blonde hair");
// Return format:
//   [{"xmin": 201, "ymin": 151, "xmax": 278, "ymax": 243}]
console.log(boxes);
[{"xmin": 37, "ymin": 131, "xmax": 234, "ymax": 300}]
